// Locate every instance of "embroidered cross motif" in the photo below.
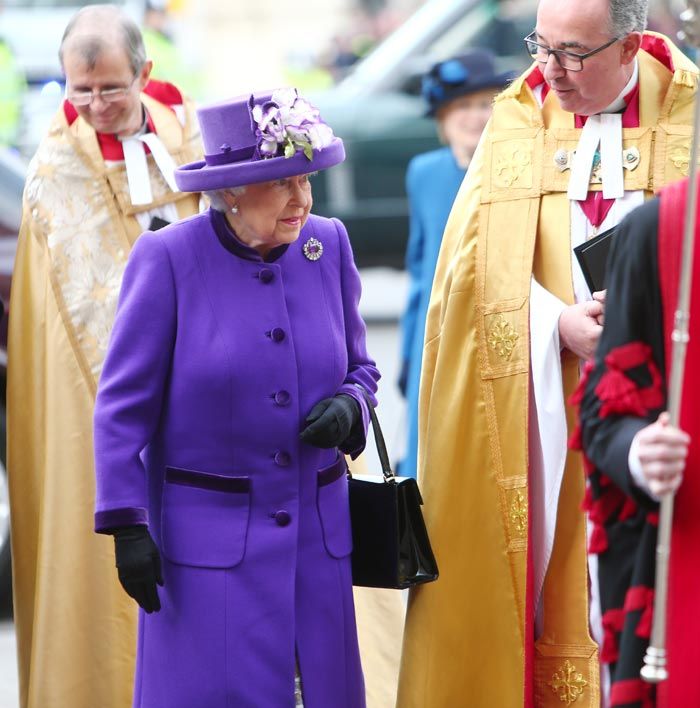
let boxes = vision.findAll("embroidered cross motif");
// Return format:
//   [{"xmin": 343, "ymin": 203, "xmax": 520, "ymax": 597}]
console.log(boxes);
[
  {"xmin": 487, "ymin": 316, "xmax": 519, "ymax": 361},
  {"xmin": 548, "ymin": 660, "xmax": 588, "ymax": 705},
  {"xmin": 510, "ymin": 492, "xmax": 527, "ymax": 537},
  {"xmin": 495, "ymin": 148, "xmax": 531, "ymax": 187}
]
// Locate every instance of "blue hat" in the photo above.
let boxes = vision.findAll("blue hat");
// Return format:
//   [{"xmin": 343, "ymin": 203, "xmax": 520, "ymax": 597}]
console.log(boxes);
[{"xmin": 422, "ymin": 50, "xmax": 516, "ymax": 117}]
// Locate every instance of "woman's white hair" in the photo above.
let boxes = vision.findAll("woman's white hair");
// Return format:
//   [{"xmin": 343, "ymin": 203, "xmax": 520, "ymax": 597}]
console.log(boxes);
[{"xmin": 204, "ymin": 185, "xmax": 247, "ymax": 212}]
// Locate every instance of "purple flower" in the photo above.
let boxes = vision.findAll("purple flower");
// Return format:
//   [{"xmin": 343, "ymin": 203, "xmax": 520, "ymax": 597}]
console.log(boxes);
[{"xmin": 251, "ymin": 88, "xmax": 336, "ymax": 161}]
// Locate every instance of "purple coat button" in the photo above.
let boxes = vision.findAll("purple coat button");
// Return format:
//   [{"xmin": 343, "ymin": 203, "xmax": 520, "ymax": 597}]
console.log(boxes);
[
  {"xmin": 271, "ymin": 327, "xmax": 286, "ymax": 343},
  {"xmin": 259, "ymin": 268, "xmax": 274, "ymax": 284},
  {"xmin": 274, "ymin": 390, "xmax": 291, "ymax": 406},
  {"xmin": 274, "ymin": 510, "xmax": 291, "ymax": 526},
  {"xmin": 274, "ymin": 451, "xmax": 291, "ymax": 467}
]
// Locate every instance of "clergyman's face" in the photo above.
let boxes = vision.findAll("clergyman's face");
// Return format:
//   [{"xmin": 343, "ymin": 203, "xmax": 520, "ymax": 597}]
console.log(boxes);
[
  {"xmin": 63, "ymin": 42, "xmax": 151, "ymax": 136},
  {"xmin": 535, "ymin": 0, "xmax": 637, "ymax": 116}
]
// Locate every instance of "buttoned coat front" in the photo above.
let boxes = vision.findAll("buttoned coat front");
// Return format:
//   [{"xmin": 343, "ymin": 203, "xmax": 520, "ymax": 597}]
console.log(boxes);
[{"xmin": 94, "ymin": 209, "xmax": 380, "ymax": 708}]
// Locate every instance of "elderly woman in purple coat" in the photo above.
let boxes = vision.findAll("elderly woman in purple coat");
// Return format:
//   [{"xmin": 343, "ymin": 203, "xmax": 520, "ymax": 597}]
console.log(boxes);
[{"xmin": 93, "ymin": 88, "xmax": 380, "ymax": 708}]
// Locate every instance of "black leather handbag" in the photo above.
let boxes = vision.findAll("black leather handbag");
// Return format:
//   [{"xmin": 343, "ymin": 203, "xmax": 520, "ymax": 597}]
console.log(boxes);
[{"xmin": 348, "ymin": 392, "xmax": 438, "ymax": 589}]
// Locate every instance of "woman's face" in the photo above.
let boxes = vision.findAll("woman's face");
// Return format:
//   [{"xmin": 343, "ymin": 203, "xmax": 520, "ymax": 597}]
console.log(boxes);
[
  {"xmin": 437, "ymin": 88, "xmax": 497, "ymax": 166},
  {"xmin": 226, "ymin": 174, "xmax": 313, "ymax": 256}
]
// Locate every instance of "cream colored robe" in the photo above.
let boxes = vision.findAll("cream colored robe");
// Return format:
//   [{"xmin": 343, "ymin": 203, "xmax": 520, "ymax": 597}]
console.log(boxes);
[{"xmin": 8, "ymin": 94, "xmax": 201, "ymax": 708}]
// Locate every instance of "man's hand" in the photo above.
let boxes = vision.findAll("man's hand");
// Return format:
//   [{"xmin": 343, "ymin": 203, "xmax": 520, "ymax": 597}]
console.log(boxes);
[
  {"xmin": 558, "ymin": 300, "xmax": 604, "ymax": 360},
  {"xmin": 633, "ymin": 412, "xmax": 690, "ymax": 498},
  {"xmin": 591, "ymin": 289, "xmax": 606, "ymax": 326}
]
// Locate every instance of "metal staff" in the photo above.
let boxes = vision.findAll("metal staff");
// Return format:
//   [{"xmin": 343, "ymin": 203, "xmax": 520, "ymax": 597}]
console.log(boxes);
[{"xmin": 641, "ymin": 0, "xmax": 700, "ymax": 684}]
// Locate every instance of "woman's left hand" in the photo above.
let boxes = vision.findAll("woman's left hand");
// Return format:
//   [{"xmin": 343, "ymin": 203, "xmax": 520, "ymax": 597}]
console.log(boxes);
[{"xmin": 299, "ymin": 394, "xmax": 360, "ymax": 448}]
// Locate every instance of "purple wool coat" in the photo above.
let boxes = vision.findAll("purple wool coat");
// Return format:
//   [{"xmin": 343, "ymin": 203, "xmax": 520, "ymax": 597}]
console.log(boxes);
[{"xmin": 93, "ymin": 209, "xmax": 380, "ymax": 708}]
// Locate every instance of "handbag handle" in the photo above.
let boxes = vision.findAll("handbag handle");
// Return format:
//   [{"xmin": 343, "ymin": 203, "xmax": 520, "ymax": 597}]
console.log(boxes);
[{"xmin": 359, "ymin": 387, "xmax": 396, "ymax": 484}]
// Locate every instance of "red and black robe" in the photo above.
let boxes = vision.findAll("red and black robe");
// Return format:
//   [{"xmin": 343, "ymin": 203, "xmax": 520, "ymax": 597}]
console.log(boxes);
[{"xmin": 576, "ymin": 178, "xmax": 700, "ymax": 708}]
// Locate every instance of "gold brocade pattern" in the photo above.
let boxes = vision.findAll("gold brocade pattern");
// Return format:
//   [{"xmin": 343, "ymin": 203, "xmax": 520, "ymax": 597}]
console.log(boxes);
[
  {"xmin": 670, "ymin": 147, "xmax": 690, "ymax": 176},
  {"xmin": 509, "ymin": 492, "xmax": 527, "ymax": 537},
  {"xmin": 24, "ymin": 101, "xmax": 201, "ymax": 388},
  {"xmin": 487, "ymin": 315, "xmax": 519, "ymax": 361},
  {"xmin": 396, "ymin": 32, "xmax": 696, "ymax": 708},
  {"xmin": 548, "ymin": 661, "xmax": 588, "ymax": 705}
]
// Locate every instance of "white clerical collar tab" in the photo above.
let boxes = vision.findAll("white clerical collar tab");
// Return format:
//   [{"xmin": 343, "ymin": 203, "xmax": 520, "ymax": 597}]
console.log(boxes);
[
  {"xmin": 122, "ymin": 137, "xmax": 152, "ymax": 205},
  {"xmin": 121, "ymin": 132, "xmax": 180, "ymax": 207},
  {"xmin": 567, "ymin": 112, "xmax": 624, "ymax": 201}
]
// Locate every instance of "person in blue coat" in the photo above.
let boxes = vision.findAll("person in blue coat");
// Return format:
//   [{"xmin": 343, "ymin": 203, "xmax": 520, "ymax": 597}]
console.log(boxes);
[{"xmin": 398, "ymin": 50, "xmax": 515, "ymax": 477}]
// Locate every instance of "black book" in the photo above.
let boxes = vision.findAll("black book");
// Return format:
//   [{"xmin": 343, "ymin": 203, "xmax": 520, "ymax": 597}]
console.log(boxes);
[{"xmin": 573, "ymin": 225, "xmax": 617, "ymax": 293}]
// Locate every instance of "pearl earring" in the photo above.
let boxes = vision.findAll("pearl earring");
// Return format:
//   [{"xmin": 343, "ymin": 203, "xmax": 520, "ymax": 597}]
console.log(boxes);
[{"xmin": 231, "ymin": 205, "xmax": 239, "ymax": 214}]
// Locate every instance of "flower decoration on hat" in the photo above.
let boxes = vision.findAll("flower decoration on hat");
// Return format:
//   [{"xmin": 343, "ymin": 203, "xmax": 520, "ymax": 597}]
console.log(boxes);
[{"xmin": 252, "ymin": 88, "xmax": 335, "ymax": 162}]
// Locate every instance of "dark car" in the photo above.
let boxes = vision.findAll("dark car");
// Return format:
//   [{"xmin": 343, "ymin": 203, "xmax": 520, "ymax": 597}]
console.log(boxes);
[
  {"xmin": 0, "ymin": 147, "xmax": 24, "ymax": 607},
  {"xmin": 311, "ymin": 0, "xmax": 537, "ymax": 268}
]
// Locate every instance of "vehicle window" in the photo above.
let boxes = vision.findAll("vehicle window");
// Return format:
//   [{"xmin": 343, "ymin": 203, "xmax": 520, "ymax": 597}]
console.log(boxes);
[{"xmin": 394, "ymin": 0, "xmax": 537, "ymax": 97}]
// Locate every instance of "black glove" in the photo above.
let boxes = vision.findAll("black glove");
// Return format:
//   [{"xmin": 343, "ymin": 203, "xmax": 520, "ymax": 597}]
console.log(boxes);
[
  {"xmin": 112, "ymin": 525, "xmax": 163, "ymax": 614},
  {"xmin": 299, "ymin": 394, "xmax": 361, "ymax": 448},
  {"xmin": 397, "ymin": 358, "xmax": 409, "ymax": 397}
]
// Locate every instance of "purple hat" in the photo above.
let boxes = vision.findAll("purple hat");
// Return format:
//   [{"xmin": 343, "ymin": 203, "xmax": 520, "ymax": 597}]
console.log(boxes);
[{"xmin": 175, "ymin": 88, "xmax": 345, "ymax": 192}]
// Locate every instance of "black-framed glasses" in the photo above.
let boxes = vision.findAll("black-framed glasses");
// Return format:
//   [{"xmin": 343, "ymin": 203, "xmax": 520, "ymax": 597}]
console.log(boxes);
[
  {"xmin": 524, "ymin": 31, "xmax": 620, "ymax": 72},
  {"xmin": 66, "ymin": 76, "xmax": 138, "ymax": 106}
]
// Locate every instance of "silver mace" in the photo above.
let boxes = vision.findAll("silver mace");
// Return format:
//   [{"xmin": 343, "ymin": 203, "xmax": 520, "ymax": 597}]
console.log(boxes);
[{"xmin": 641, "ymin": 0, "xmax": 700, "ymax": 684}]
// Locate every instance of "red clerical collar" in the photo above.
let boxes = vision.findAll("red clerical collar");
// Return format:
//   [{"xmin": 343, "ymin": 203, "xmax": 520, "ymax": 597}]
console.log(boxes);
[{"xmin": 95, "ymin": 110, "xmax": 157, "ymax": 161}]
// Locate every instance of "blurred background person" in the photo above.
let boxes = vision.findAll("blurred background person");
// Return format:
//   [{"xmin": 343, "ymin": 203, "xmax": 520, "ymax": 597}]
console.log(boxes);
[
  {"xmin": 0, "ymin": 2, "xmax": 27, "ymax": 149},
  {"xmin": 141, "ymin": 0, "xmax": 202, "ymax": 100},
  {"xmin": 7, "ymin": 5, "xmax": 201, "ymax": 707},
  {"xmin": 93, "ymin": 87, "xmax": 379, "ymax": 707},
  {"xmin": 397, "ymin": 50, "xmax": 514, "ymax": 478}
]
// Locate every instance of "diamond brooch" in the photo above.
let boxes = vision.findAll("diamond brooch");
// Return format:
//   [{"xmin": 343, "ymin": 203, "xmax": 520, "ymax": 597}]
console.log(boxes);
[{"xmin": 303, "ymin": 237, "xmax": 323, "ymax": 261}]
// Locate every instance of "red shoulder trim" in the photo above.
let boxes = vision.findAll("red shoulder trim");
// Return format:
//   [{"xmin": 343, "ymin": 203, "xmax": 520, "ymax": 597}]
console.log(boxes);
[
  {"xmin": 641, "ymin": 34, "xmax": 674, "ymax": 73},
  {"xmin": 143, "ymin": 79, "xmax": 183, "ymax": 108},
  {"xmin": 63, "ymin": 99, "xmax": 79, "ymax": 126}
]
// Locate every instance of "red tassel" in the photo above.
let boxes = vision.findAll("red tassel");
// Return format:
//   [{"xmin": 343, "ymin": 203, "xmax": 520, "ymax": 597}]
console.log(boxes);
[
  {"xmin": 603, "ymin": 342, "xmax": 651, "ymax": 369},
  {"xmin": 582, "ymin": 484, "xmax": 594, "ymax": 511},
  {"xmin": 618, "ymin": 496, "xmax": 638, "ymax": 521},
  {"xmin": 624, "ymin": 586, "xmax": 655, "ymax": 639},
  {"xmin": 596, "ymin": 342, "xmax": 664, "ymax": 419},
  {"xmin": 568, "ymin": 421, "xmax": 583, "ymax": 451},
  {"xmin": 589, "ymin": 524, "xmax": 608, "ymax": 553},
  {"xmin": 569, "ymin": 360, "xmax": 594, "ymax": 407},
  {"xmin": 647, "ymin": 512, "xmax": 659, "ymax": 526},
  {"xmin": 601, "ymin": 608, "xmax": 626, "ymax": 664},
  {"xmin": 596, "ymin": 369, "xmax": 649, "ymax": 418}
]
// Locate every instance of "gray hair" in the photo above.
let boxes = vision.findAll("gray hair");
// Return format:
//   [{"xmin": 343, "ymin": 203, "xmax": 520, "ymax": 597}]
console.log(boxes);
[
  {"xmin": 59, "ymin": 5, "xmax": 147, "ymax": 76},
  {"xmin": 608, "ymin": 0, "xmax": 648, "ymax": 37},
  {"xmin": 205, "ymin": 186, "xmax": 247, "ymax": 212}
]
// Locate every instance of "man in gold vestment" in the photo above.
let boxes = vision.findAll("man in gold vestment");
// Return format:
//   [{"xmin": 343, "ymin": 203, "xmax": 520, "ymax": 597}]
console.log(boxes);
[
  {"xmin": 7, "ymin": 6, "xmax": 201, "ymax": 707},
  {"xmin": 397, "ymin": 0, "xmax": 698, "ymax": 705}
]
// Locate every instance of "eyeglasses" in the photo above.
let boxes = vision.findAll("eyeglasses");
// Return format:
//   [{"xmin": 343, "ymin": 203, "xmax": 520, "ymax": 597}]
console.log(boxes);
[
  {"xmin": 66, "ymin": 76, "xmax": 138, "ymax": 106},
  {"xmin": 524, "ymin": 31, "xmax": 620, "ymax": 72}
]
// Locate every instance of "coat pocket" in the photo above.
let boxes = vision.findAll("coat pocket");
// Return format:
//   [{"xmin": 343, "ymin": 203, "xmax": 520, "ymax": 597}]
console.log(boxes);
[
  {"xmin": 316, "ymin": 455, "xmax": 353, "ymax": 559},
  {"xmin": 161, "ymin": 466, "xmax": 251, "ymax": 569}
]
